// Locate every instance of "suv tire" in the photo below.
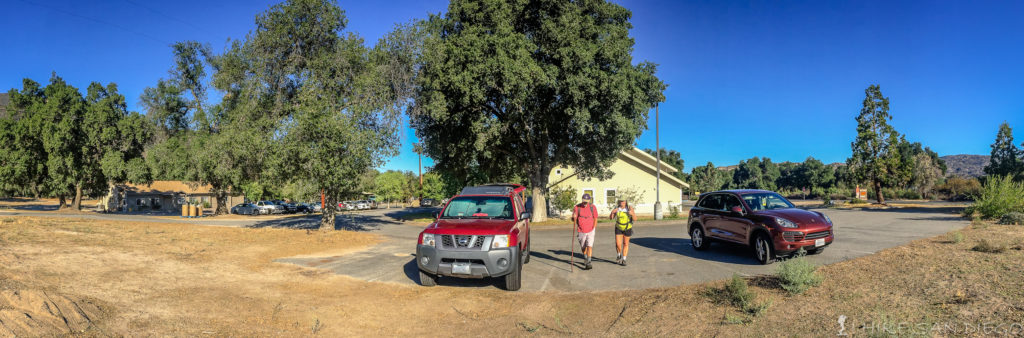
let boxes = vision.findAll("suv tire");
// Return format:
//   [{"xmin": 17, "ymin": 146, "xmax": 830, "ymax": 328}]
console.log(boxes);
[
  {"xmin": 419, "ymin": 269, "xmax": 437, "ymax": 287},
  {"xmin": 690, "ymin": 225, "xmax": 709, "ymax": 250},
  {"xmin": 504, "ymin": 251, "xmax": 522, "ymax": 291},
  {"xmin": 522, "ymin": 234, "xmax": 531, "ymax": 264},
  {"xmin": 753, "ymin": 233, "xmax": 774, "ymax": 265}
]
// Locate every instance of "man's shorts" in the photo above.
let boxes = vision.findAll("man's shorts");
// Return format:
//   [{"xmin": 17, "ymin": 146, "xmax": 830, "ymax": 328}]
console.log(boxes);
[
  {"xmin": 577, "ymin": 229, "xmax": 595, "ymax": 248},
  {"xmin": 614, "ymin": 226, "xmax": 633, "ymax": 237}
]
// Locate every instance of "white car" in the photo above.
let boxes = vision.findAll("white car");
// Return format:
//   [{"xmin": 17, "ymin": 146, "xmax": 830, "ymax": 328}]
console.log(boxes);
[{"xmin": 255, "ymin": 201, "xmax": 284, "ymax": 214}]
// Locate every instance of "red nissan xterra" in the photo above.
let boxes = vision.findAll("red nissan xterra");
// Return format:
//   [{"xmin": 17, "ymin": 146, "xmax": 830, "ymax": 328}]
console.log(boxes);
[{"xmin": 416, "ymin": 184, "xmax": 531, "ymax": 291}]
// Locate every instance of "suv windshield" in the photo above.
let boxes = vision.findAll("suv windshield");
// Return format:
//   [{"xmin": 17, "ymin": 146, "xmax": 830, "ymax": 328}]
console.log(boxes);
[
  {"xmin": 742, "ymin": 192, "xmax": 795, "ymax": 211},
  {"xmin": 442, "ymin": 196, "xmax": 514, "ymax": 219}
]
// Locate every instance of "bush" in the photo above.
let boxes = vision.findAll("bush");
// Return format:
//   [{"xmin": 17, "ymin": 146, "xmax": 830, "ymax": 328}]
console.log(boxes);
[
  {"xmin": 998, "ymin": 212, "xmax": 1024, "ymax": 225},
  {"xmin": 669, "ymin": 205, "xmax": 680, "ymax": 218},
  {"xmin": 776, "ymin": 254, "xmax": 823, "ymax": 295},
  {"xmin": 936, "ymin": 177, "xmax": 982, "ymax": 201},
  {"xmin": 723, "ymin": 274, "xmax": 754, "ymax": 307},
  {"xmin": 971, "ymin": 239, "xmax": 1007, "ymax": 253},
  {"xmin": 963, "ymin": 175, "xmax": 1024, "ymax": 219},
  {"xmin": 949, "ymin": 231, "xmax": 965, "ymax": 244},
  {"xmin": 848, "ymin": 198, "xmax": 868, "ymax": 205}
]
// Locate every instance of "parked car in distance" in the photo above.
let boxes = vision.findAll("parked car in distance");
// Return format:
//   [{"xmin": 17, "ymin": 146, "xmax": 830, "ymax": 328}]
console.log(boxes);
[
  {"xmin": 310, "ymin": 202, "xmax": 323, "ymax": 213},
  {"xmin": 420, "ymin": 198, "xmax": 437, "ymax": 207},
  {"xmin": 230, "ymin": 203, "xmax": 260, "ymax": 215},
  {"xmin": 688, "ymin": 190, "xmax": 834, "ymax": 264},
  {"xmin": 416, "ymin": 183, "xmax": 531, "ymax": 291},
  {"xmin": 355, "ymin": 200, "xmax": 370, "ymax": 210},
  {"xmin": 295, "ymin": 203, "xmax": 311, "ymax": 214},
  {"xmin": 256, "ymin": 201, "xmax": 284, "ymax": 214}
]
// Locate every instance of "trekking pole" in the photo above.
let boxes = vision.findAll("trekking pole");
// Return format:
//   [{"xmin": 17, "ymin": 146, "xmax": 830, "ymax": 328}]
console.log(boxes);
[{"xmin": 570, "ymin": 224, "xmax": 576, "ymax": 273}]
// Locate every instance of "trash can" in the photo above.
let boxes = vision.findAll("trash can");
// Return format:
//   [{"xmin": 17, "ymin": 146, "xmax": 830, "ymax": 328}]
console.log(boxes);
[
  {"xmin": 196, "ymin": 206, "xmax": 203, "ymax": 217},
  {"xmin": 182, "ymin": 205, "xmax": 188, "ymax": 217},
  {"xmin": 188, "ymin": 205, "xmax": 197, "ymax": 217}
]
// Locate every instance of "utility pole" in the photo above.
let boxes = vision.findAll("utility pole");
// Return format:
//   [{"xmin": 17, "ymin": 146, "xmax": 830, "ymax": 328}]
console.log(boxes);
[
  {"xmin": 416, "ymin": 143, "xmax": 423, "ymax": 201},
  {"xmin": 654, "ymin": 103, "xmax": 663, "ymax": 220}
]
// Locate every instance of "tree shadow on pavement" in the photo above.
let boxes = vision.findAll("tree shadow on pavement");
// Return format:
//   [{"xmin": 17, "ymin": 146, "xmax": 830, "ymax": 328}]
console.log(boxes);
[
  {"xmin": 630, "ymin": 237, "xmax": 761, "ymax": 266},
  {"xmin": 246, "ymin": 212, "xmax": 402, "ymax": 231}
]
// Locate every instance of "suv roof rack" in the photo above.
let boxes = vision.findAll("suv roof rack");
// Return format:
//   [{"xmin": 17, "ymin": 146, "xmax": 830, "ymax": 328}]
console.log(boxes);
[{"xmin": 459, "ymin": 183, "xmax": 525, "ymax": 196}]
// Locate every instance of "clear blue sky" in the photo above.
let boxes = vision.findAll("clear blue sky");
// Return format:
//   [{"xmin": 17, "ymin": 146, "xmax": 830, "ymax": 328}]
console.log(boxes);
[{"xmin": 3, "ymin": 0, "xmax": 1022, "ymax": 174}]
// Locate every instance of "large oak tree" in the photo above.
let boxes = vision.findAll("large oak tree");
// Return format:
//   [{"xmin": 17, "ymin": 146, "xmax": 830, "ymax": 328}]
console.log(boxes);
[{"xmin": 412, "ymin": 0, "xmax": 665, "ymax": 221}]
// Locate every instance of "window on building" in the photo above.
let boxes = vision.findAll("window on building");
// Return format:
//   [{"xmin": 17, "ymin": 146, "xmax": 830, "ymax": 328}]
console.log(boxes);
[{"xmin": 605, "ymin": 189, "xmax": 617, "ymax": 206}]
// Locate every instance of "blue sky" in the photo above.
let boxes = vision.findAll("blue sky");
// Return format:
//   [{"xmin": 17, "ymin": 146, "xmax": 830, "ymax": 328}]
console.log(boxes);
[{"xmin": 3, "ymin": 0, "xmax": 1022, "ymax": 174}]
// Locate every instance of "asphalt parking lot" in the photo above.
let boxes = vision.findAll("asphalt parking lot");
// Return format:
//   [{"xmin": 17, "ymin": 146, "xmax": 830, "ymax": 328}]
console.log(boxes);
[{"xmin": 278, "ymin": 206, "xmax": 968, "ymax": 291}]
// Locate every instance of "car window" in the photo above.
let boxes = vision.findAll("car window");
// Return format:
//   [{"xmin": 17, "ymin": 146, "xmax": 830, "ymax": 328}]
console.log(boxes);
[
  {"xmin": 742, "ymin": 192, "xmax": 795, "ymax": 211},
  {"xmin": 698, "ymin": 194, "xmax": 721, "ymax": 210},
  {"xmin": 442, "ymin": 196, "xmax": 514, "ymax": 219},
  {"xmin": 721, "ymin": 195, "xmax": 741, "ymax": 211}
]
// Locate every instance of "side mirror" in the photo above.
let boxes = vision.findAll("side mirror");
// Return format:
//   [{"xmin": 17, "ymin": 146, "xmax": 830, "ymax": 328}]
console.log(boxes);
[
  {"xmin": 730, "ymin": 206, "xmax": 744, "ymax": 215},
  {"xmin": 520, "ymin": 212, "xmax": 531, "ymax": 221}
]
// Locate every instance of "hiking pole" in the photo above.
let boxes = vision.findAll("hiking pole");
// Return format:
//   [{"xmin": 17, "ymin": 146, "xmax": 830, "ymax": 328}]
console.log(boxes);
[{"xmin": 570, "ymin": 224, "xmax": 576, "ymax": 273}]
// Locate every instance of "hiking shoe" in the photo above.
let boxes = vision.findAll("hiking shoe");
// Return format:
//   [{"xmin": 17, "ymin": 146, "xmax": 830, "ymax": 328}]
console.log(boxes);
[
  {"xmin": 585, "ymin": 261, "xmax": 593, "ymax": 270},
  {"xmin": 621, "ymin": 258, "xmax": 627, "ymax": 266}
]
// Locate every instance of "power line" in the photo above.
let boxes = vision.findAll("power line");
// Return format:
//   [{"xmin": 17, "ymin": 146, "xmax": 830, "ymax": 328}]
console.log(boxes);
[
  {"xmin": 17, "ymin": 0, "xmax": 169, "ymax": 45},
  {"xmin": 121, "ymin": 0, "xmax": 208, "ymax": 35}
]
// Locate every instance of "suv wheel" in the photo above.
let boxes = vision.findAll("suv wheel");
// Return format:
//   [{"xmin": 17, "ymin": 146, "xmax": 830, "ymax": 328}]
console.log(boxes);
[
  {"xmin": 504, "ymin": 251, "xmax": 522, "ymax": 291},
  {"xmin": 522, "ymin": 234, "xmax": 531, "ymax": 264},
  {"xmin": 419, "ymin": 269, "xmax": 437, "ymax": 287},
  {"xmin": 690, "ymin": 225, "xmax": 709, "ymax": 250},
  {"xmin": 754, "ymin": 233, "xmax": 774, "ymax": 265}
]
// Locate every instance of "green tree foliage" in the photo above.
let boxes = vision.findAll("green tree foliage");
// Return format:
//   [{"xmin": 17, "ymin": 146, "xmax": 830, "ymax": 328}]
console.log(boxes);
[
  {"xmin": 690, "ymin": 162, "xmax": 726, "ymax": 195},
  {"xmin": 847, "ymin": 84, "xmax": 904, "ymax": 204},
  {"xmin": 374, "ymin": 171, "xmax": 409, "ymax": 205},
  {"xmin": 0, "ymin": 79, "xmax": 49, "ymax": 198},
  {"xmin": 644, "ymin": 148, "xmax": 688, "ymax": 182},
  {"xmin": 412, "ymin": 0, "xmax": 666, "ymax": 222},
  {"xmin": 1, "ymin": 74, "xmax": 151, "ymax": 209},
  {"xmin": 984, "ymin": 122, "xmax": 1022, "ymax": 180},
  {"xmin": 420, "ymin": 171, "xmax": 447, "ymax": 201},
  {"xmin": 732, "ymin": 157, "xmax": 780, "ymax": 191},
  {"xmin": 547, "ymin": 184, "xmax": 577, "ymax": 216}
]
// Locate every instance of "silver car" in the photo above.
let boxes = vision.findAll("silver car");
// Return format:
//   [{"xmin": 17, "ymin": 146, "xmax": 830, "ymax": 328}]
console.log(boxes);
[
  {"xmin": 255, "ymin": 201, "xmax": 285, "ymax": 214},
  {"xmin": 231, "ymin": 203, "xmax": 260, "ymax": 215}
]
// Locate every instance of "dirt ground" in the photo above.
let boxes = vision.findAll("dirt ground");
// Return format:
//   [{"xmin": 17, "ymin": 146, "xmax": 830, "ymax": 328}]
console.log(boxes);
[{"xmin": 1, "ymin": 215, "xmax": 1022, "ymax": 336}]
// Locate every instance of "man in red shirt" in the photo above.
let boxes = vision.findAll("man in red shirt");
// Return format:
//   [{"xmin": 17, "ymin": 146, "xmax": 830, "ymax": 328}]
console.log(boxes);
[{"xmin": 572, "ymin": 193, "xmax": 598, "ymax": 270}]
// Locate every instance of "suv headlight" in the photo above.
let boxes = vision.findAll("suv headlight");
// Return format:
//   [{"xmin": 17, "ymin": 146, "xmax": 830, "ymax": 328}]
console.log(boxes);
[
  {"xmin": 421, "ymin": 233, "xmax": 435, "ymax": 246},
  {"xmin": 492, "ymin": 235, "xmax": 510, "ymax": 249},
  {"xmin": 775, "ymin": 217, "xmax": 797, "ymax": 228},
  {"xmin": 823, "ymin": 214, "xmax": 833, "ymax": 225}
]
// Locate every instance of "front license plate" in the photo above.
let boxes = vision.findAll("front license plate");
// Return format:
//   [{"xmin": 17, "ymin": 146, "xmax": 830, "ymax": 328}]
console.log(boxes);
[
  {"xmin": 815, "ymin": 238, "xmax": 825, "ymax": 247},
  {"xmin": 452, "ymin": 262, "xmax": 471, "ymax": 275}
]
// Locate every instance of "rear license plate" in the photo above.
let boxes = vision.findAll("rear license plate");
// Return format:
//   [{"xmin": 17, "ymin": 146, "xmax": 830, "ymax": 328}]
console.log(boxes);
[
  {"xmin": 452, "ymin": 262, "xmax": 471, "ymax": 275},
  {"xmin": 814, "ymin": 238, "xmax": 825, "ymax": 247}
]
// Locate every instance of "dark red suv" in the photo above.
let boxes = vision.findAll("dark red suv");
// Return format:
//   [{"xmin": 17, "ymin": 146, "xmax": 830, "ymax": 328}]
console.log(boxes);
[
  {"xmin": 416, "ymin": 184, "xmax": 531, "ymax": 291},
  {"xmin": 688, "ymin": 190, "xmax": 834, "ymax": 264}
]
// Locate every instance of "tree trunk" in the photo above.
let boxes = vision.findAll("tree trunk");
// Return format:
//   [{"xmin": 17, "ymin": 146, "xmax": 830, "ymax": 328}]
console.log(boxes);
[
  {"xmin": 215, "ymin": 190, "xmax": 229, "ymax": 215},
  {"xmin": 320, "ymin": 194, "xmax": 336, "ymax": 231},
  {"xmin": 530, "ymin": 169, "xmax": 549, "ymax": 223},
  {"xmin": 71, "ymin": 182, "xmax": 83, "ymax": 211},
  {"xmin": 58, "ymin": 195, "xmax": 67, "ymax": 209},
  {"xmin": 873, "ymin": 179, "xmax": 885, "ymax": 205},
  {"xmin": 31, "ymin": 183, "xmax": 39, "ymax": 200}
]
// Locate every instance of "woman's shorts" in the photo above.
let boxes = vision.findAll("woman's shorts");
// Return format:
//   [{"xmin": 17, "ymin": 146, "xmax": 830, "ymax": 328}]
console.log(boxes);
[{"xmin": 614, "ymin": 226, "xmax": 633, "ymax": 237}]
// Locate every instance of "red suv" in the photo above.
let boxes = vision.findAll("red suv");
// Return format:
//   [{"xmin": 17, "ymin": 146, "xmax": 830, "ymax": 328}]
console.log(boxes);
[
  {"xmin": 416, "ymin": 184, "xmax": 531, "ymax": 291},
  {"xmin": 688, "ymin": 190, "xmax": 834, "ymax": 264}
]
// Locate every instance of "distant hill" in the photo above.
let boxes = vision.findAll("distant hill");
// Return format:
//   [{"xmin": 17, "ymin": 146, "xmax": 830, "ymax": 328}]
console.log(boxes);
[{"xmin": 941, "ymin": 154, "xmax": 989, "ymax": 178}]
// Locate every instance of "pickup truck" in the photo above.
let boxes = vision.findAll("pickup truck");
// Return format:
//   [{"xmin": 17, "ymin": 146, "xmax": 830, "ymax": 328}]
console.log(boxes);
[{"xmin": 416, "ymin": 184, "xmax": 531, "ymax": 291}]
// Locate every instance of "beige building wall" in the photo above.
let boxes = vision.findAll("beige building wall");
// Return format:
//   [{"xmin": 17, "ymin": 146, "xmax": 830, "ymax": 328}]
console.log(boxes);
[{"xmin": 548, "ymin": 148, "xmax": 688, "ymax": 215}]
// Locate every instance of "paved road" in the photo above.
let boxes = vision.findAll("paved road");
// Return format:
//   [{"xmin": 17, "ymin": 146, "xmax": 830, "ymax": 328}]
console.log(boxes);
[{"xmin": 277, "ymin": 206, "xmax": 968, "ymax": 291}]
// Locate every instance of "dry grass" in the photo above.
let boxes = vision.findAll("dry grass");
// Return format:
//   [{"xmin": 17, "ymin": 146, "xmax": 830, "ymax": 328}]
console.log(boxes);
[{"xmin": 1, "ymin": 216, "xmax": 1022, "ymax": 336}]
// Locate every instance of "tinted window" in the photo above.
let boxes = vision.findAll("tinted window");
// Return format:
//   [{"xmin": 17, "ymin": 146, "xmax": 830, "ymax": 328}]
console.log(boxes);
[
  {"xmin": 443, "ymin": 196, "xmax": 514, "ymax": 219},
  {"xmin": 742, "ymin": 192, "xmax": 795, "ymax": 211},
  {"xmin": 698, "ymin": 194, "xmax": 721, "ymax": 210},
  {"xmin": 721, "ymin": 195, "xmax": 742, "ymax": 211}
]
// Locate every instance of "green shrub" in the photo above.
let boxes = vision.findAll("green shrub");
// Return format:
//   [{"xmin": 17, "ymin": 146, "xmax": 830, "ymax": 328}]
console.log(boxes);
[
  {"xmin": 848, "ymin": 198, "xmax": 868, "ymax": 205},
  {"xmin": 776, "ymin": 255, "xmax": 823, "ymax": 295},
  {"xmin": 723, "ymin": 274, "xmax": 754, "ymax": 308},
  {"xmin": 998, "ymin": 212, "xmax": 1024, "ymax": 225},
  {"xmin": 972, "ymin": 239, "xmax": 1007, "ymax": 253},
  {"xmin": 964, "ymin": 176, "xmax": 1024, "ymax": 219},
  {"xmin": 669, "ymin": 205, "xmax": 680, "ymax": 218},
  {"xmin": 949, "ymin": 231, "xmax": 965, "ymax": 244}
]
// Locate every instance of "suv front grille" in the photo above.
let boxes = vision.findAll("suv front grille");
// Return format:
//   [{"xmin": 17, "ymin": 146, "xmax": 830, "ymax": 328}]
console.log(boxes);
[
  {"xmin": 805, "ymin": 230, "xmax": 831, "ymax": 240},
  {"xmin": 782, "ymin": 231, "xmax": 804, "ymax": 242},
  {"xmin": 440, "ymin": 235, "xmax": 487, "ymax": 249}
]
